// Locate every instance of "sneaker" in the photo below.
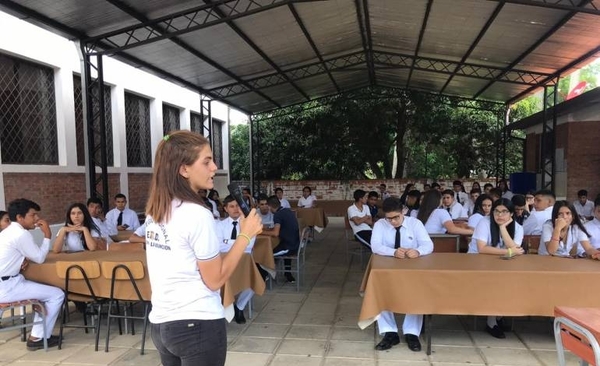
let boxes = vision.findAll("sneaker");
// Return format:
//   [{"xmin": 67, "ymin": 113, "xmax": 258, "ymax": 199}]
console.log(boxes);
[
  {"xmin": 26, "ymin": 335, "xmax": 59, "ymax": 351},
  {"xmin": 285, "ymin": 273, "xmax": 296, "ymax": 283}
]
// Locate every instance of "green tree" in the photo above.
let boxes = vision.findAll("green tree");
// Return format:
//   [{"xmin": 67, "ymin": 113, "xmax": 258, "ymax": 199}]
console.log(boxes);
[{"xmin": 230, "ymin": 124, "xmax": 250, "ymax": 180}]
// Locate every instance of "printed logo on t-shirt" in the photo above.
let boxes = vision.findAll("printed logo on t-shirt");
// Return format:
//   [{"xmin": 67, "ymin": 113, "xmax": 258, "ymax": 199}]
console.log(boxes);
[{"xmin": 145, "ymin": 218, "xmax": 171, "ymax": 251}]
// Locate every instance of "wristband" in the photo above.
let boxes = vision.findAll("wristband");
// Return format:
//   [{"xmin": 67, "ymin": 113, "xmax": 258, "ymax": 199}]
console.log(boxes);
[
  {"xmin": 507, "ymin": 248, "xmax": 512, "ymax": 256},
  {"xmin": 550, "ymin": 237, "xmax": 560, "ymax": 242},
  {"xmin": 238, "ymin": 233, "xmax": 252, "ymax": 243}
]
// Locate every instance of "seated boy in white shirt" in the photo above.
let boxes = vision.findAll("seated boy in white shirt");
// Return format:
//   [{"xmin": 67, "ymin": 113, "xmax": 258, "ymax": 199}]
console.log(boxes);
[
  {"xmin": 347, "ymin": 189, "xmax": 373, "ymax": 248},
  {"xmin": 215, "ymin": 196, "xmax": 256, "ymax": 324},
  {"xmin": 442, "ymin": 189, "xmax": 466, "ymax": 219},
  {"xmin": 371, "ymin": 197, "xmax": 433, "ymax": 352},
  {"xmin": 574, "ymin": 189, "xmax": 595, "ymax": 221},
  {"xmin": 298, "ymin": 186, "xmax": 317, "ymax": 208},
  {"xmin": 585, "ymin": 198, "xmax": 600, "ymax": 250}
]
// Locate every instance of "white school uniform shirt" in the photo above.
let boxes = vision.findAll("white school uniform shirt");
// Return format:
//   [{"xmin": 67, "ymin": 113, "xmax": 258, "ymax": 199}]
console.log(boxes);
[
  {"xmin": 347, "ymin": 204, "xmax": 372, "ymax": 235},
  {"xmin": 539, "ymin": 220, "xmax": 588, "ymax": 256},
  {"xmin": 423, "ymin": 208, "xmax": 452, "ymax": 234},
  {"xmin": 371, "ymin": 216, "xmax": 433, "ymax": 257},
  {"xmin": 574, "ymin": 200, "xmax": 594, "ymax": 218},
  {"xmin": 467, "ymin": 217, "xmax": 523, "ymax": 253},
  {"xmin": 463, "ymin": 199, "xmax": 475, "ymax": 217},
  {"xmin": 279, "ymin": 198, "xmax": 291, "ymax": 209},
  {"xmin": 0, "ymin": 222, "xmax": 51, "ymax": 277},
  {"xmin": 215, "ymin": 217, "xmax": 255, "ymax": 253},
  {"xmin": 56, "ymin": 228, "xmax": 101, "ymax": 252},
  {"xmin": 298, "ymin": 195, "xmax": 317, "ymax": 208},
  {"xmin": 145, "ymin": 201, "xmax": 223, "ymax": 323},
  {"xmin": 522, "ymin": 206, "xmax": 552, "ymax": 235},
  {"xmin": 585, "ymin": 219, "xmax": 600, "ymax": 249},
  {"xmin": 106, "ymin": 207, "xmax": 140, "ymax": 231},
  {"xmin": 207, "ymin": 198, "xmax": 220, "ymax": 219},
  {"xmin": 453, "ymin": 191, "xmax": 469, "ymax": 206},
  {"xmin": 445, "ymin": 201, "xmax": 465, "ymax": 219},
  {"xmin": 92, "ymin": 216, "xmax": 118, "ymax": 238},
  {"xmin": 501, "ymin": 190, "xmax": 514, "ymax": 200},
  {"xmin": 467, "ymin": 213, "xmax": 485, "ymax": 230}
]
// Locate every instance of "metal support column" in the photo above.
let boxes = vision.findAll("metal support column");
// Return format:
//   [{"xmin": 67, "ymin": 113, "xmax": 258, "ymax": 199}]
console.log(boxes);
[
  {"xmin": 80, "ymin": 43, "xmax": 109, "ymax": 213},
  {"xmin": 494, "ymin": 108, "xmax": 507, "ymax": 184},
  {"xmin": 200, "ymin": 98, "xmax": 212, "ymax": 148},
  {"xmin": 541, "ymin": 81, "xmax": 558, "ymax": 191},
  {"xmin": 249, "ymin": 116, "xmax": 261, "ymax": 196}
]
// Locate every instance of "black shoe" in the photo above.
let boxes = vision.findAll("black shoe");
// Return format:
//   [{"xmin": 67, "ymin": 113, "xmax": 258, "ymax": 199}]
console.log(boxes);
[
  {"xmin": 375, "ymin": 332, "xmax": 400, "ymax": 351},
  {"xmin": 26, "ymin": 335, "xmax": 59, "ymax": 351},
  {"xmin": 405, "ymin": 334, "xmax": 422, "ymax": 352},
  {"xmin": 486, "ymin": 325, "xmax": 506, "ymax": 339},
  {"xmin": 496, "ymin": 317, "xmax": 510, "ymax": 331},
  {"xmin": 233, "ymin": 304, "xmax": 246, "ymax": 324},
  {"xmin": 285, "ymin": 273, "xmax": 296, "ymax": 283}
]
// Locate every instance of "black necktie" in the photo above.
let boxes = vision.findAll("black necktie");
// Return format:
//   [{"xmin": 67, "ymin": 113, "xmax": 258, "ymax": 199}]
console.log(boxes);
[
  {"xmin": 117, "ymin": 211, "xmax": 123, "ymax": 226},
  {"xmin": 456, "ymin": 193, "xmax": 461, "ymax": 204},
  {"xmin": 395, "ymin": 227, "xmax": 401, "ymax": 249},
  {"xmin": 231, "ymin": 221, "xmax": 238, "ymax": 240},
  {"xmin": 447, "ymin": 207, "xmax": 451, "ymax": 214}
]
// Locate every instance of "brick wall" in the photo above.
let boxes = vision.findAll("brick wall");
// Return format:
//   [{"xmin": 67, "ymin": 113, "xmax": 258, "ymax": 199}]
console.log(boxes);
[
  {"xmin": 565, "ymin": 121, "xmax": 600, "ymax": 201},
  {"xmin": 127, "ymin": 173, "xmax": 152, "ymax": 212}
]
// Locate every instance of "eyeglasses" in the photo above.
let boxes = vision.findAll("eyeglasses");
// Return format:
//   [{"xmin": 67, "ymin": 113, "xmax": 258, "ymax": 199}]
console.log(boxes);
[
  {"xmin": 384, "ymin": 214, "xmax": 402, "ymax": 222},
  {"xmin": 493, "ymin": 209, "xmax": 510, "ymax": 216}
]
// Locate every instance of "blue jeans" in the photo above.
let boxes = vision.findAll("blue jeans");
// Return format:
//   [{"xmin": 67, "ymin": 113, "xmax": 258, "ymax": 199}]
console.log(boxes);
[{"xmin": 151, "ymin": 318, "xmax": 226, "ymax": 366}]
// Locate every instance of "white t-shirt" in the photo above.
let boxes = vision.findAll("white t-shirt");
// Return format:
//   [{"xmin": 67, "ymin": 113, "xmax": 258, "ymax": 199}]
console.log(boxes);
[
  {"xmin": 574, "ymin": 200, "xmax": 594, "ymax": 218},
  {"xmin": 467, "ymin": 213, "xmax": 485, "ymax": 230},
  {"xmin": 56, "ymin": 228, "xmax": 100, "ymax": 252},
  {"xmin": 468, "ymin": 217, "xmax": 523, "ymax": 253},
  {"xmin": 539, "ymin": 220, "xmax": 588, "ymax": 256},
  {"xmin": 585, "ymin": 219, "xmax": 600, "ymax": 249},
  {"xmin": 502, "ymin": 190, "xmax": 514, "ymax": 200},
  {"xmin": 207, "ymin": 198, "xmax": 220, "ymax": 219},
  {"xmin": 298, "ymin": 195, "xmax": 316, "ymax": 208},
  {"xmin": 279, "ymin": 198, "xmax": 291, "ymax": 209},
  {"xmin": 347, "ymin": 204, "xmax": 372, "ymax": 234},
  {"xmin": 522, "ymin": 206, "xmax": 552, "ymax": 235},
  {"xmin": 423, "ymin": 209, "xmax": 452, "ymax": 234},
  {"xmin": 145, "ymin": 200, "xmax": 223, "ymax": 323}
]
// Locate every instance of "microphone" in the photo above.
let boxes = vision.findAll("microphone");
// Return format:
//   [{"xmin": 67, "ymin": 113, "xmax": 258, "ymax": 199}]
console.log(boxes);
[{"xmin": 227, "ymin": 183, "xmax": 251, "ymax": 217}]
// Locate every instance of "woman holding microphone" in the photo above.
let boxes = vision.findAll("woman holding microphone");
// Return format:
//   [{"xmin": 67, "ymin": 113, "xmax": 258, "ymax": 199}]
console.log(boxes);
[{"xmin": 144, "ymin": 131, "xmax": 262, "ymax": 366}]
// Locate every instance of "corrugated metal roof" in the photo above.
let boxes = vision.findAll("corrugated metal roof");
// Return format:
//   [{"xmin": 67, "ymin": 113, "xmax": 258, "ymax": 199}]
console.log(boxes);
[{"xmin": 1, "ymin": 0, "xmax": 599, "ymax": 114}]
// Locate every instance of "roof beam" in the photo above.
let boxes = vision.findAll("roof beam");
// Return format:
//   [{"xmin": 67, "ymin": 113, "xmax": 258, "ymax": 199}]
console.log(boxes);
[
  {"xmin": 473, "ymin": 0, "xmax": 593, "ymax": 99},
  {"xmin": 86, "ymin": 0, "xmax": 322, "ymax": 54},
  {"xmin": 439, "ymin": 2, "xmax": 504, "ymax": 94},
  {"xmin": 202, "ymin": 0, "xmax": 310, "ymax": 102},
  {"xmin": 406, "ymin": 0, "xmax": 433, "ymax": 88},
  {"xmin": 354, "ymin": 0, "xmax": 376, "ymax": 86},
  {"xmin": 487, "ymin": 0, "xmax": 600, "ymax": 16},
  {"xmin": 209, "ymin": 52, "xmax": 366, "ymax": 98},
  {"xmin": 374, "ymin": 51, "xmax": 552, "ymax": 86},
  {"xmin": 102, "ymin": 0, "xmax": 280, "ymax": 108},
  {"xmin": 288, "ymin": 4, "xmax": 340, "ymax": 94},
  {"xmin": 362, "ymin": 0, "xmax": 377, "ymax": 86},
  {"xmin": 507, "ymin": 44, "xmax": 600, "ymax": 105}
]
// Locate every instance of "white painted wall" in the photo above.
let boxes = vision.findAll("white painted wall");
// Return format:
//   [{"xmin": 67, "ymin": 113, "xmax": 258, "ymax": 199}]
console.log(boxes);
[{"xmin": 0, "ymin": 10, "xmax": 245, "ymax": 208}]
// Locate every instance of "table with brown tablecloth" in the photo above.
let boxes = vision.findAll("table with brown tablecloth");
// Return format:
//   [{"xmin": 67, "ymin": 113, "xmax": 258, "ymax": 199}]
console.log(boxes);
[
  {"xmin": 254, "ymin": 235, "xmax": 279, "ymax": 271},
  {"xmin": 295, "ymin": 208, "xmax": 328, "ymax": 229},
  {"xmin": 359, "ymin": 253, "xmax": 600, "ymax": 328},
  {"xmin": 24, "ymin": 251, "xmax": 264, "ymax": 321}
]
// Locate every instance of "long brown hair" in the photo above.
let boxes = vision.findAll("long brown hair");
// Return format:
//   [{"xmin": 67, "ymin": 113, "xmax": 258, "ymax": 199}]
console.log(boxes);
[
  {"xmin": 146, "ymin": 131, "xmax": 210, "ymax": 223},
  {"xmin": 417, "ymin": 189, "xmax": 442, "ymax": 225}
]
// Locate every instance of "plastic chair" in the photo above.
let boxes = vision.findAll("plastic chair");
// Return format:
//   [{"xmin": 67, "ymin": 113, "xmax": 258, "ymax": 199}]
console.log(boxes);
[
  {"xmin": 101, "ymin": 261, "xmax": 150, "ymax": 355},
  {"xmin": 344, "ymin": 215, "xmax": 370, "ymax": 266},
  {"xmin": 274, "ymin": 227, "xmax": 309, "ymax": 291},
  {"xmin": 55, "ymin": 260, "xmax": 104, "ymax": 351},
  {"xmin": 0, "ymin": 299, "xmax": 47, "ymax": 351},
  {"xmin": 554, "ymin": 306, "xmax": 600, "ymax": 366}
]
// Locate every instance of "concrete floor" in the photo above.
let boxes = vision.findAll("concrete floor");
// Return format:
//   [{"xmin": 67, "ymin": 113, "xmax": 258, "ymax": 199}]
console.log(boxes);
[{"xmin": 0, "ymin": 217, "xmax": 582, "ymax": 365}]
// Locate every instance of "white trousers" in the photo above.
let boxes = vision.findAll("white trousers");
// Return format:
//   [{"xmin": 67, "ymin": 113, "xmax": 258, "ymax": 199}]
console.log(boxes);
[
  {"xmin": 0, "ymin": 275, "xmax": 64, "ymax": 338},
  {"xmin": 236, "ymin": 289, "xmax": 254, "ymax": 310},
  {"xmin": 377, "ymin": 311, "xmax": 423, "ymax": 336}
]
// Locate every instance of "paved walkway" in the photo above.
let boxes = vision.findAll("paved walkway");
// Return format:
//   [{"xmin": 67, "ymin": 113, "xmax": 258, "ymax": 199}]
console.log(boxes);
[{"xmin": 0, "ymin": 218, "xmax": 581, "ymax": 365}]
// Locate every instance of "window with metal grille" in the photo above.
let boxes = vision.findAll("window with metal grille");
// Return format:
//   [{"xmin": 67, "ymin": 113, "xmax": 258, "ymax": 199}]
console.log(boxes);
[
  {"xmin": 73, "ymin": 75, "xmax": 114, "ymax": 166},
  {"xmin": 212, "ymin": 119, "xmax": 224, "ymax": 169},
  {"xmin": 190, "ymin": 112, "xmax": 203, "ymax": 135},
  {"xmin": 125, "ymin": 93, "xmax": 152, "ymax": 167},
  {"xmin": 0, "ymin": 53, "xmax": 58, "ymax": 164},
  {"xmin": 162, "ymin": 104, "xmax": 180, "ymax": 135}
]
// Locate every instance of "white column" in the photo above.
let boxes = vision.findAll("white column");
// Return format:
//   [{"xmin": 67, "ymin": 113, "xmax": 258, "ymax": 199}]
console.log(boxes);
[{"xmin": 149, "ymin": 99, "xmax": 163, "ymax": 166}]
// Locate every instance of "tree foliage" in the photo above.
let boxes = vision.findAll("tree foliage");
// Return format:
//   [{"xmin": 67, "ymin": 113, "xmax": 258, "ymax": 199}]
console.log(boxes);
[{"xmin": 231, "ymin": 87, "xmax": 525, "ymax": 181}]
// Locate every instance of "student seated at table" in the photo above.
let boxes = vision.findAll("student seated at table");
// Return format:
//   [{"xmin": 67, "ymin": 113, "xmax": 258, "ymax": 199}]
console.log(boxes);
[
  {"xmin": 417, "ymin": 190, "xmax": 473, "ymax": 236},
  {"xmin": 0, "ymin": 210, "xmax": 10, "ymax": 231},
  {"xmin": 257, "ymin": 194, "xmax": 274, "ymax": 228},
  {"xmin": 216, "ymin": 196, "xmax": 256, "ymax": 324},
  {"xmin": 573, "ymin": 189, "xmax": 594, "ymax": 221},
  {"xmin": 405, "ymin": 190, "xmax": 421, "ymax": 217},
  {"xmin": 128, "ymin": 221, "xmax": 146, "ymax": 244},
  {"xmin": 105, "ymin": 193, "xmax": 140, "ymax": 232},
  {"xmin": 584, "ymin": 198, "xmax": 600, "ymax": 250},
  {"xmin": 53, "ymin": 203, "xmax": 104, "ymax": 253},
  {"xmin": 468, "ymin": 198, "xmax": 524, "ymax": 338},
  {"xmin": 87, "ymin": 197, "xmax": 117, "ymax": 244},
  {"xmin": 538, "ymin": 200, "xmax": 600, "ymax": 259},
  {"xmin": 371, "ymin": 197, "xmax": 433, "ymax": 352},
  {"xmin": 242, "ymin": 187, "xmax": 256, "ymax": 209},
  {"xmin": 467, "ymin": 194, "xmax": 492, "ymax": 230},
  {"xmin": 441, "ymin": 189, "xmax": 466, "ymax": 219},
  {"xmin": 275, "ymin": 187, "xmax": 291, "ymax": 209},
  {"xmin": 367, "ymin": 191, "xmax": 380, "ymax": 220},
  {"xmin": 463, "ymin": 188, "xmax": 481, "ymax": 217},
  {"xmin": 298, "ymin": 186, "xmax": 317, "ymax": 208},
  {"xmin": 511, "ymin": 194, "xmax": 530, "ymax": 226},
  {"xmin": 262, "ymin": 195, "xmax": 300, "ymax": 283},
  {"xmin": 523, "ymin": 189, "xmax": 555, "ymax": 235},
  {"xmin": 347, "ymin": 189, "xmax": 373, "ymax": 248}
]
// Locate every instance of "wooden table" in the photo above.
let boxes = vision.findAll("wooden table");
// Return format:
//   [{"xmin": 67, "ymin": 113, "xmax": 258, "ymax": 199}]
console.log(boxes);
[
  {"xmin": 24, "ymin": 250, "xmax": 264, "ymax": 321},
  {"xmin": 109, "ymin": 230, "xmax": 134, "ymax": 243},
  {"xmin": 359, "ymin": 253, "xmax": 600, "ymax": 354},
  {"xmin": 295, "ymin": 208, "xmax": 328, "ymax": 228},
  {"xmin": 254, "ymin": 235, "xmax": 279, "ymax": 272}
]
